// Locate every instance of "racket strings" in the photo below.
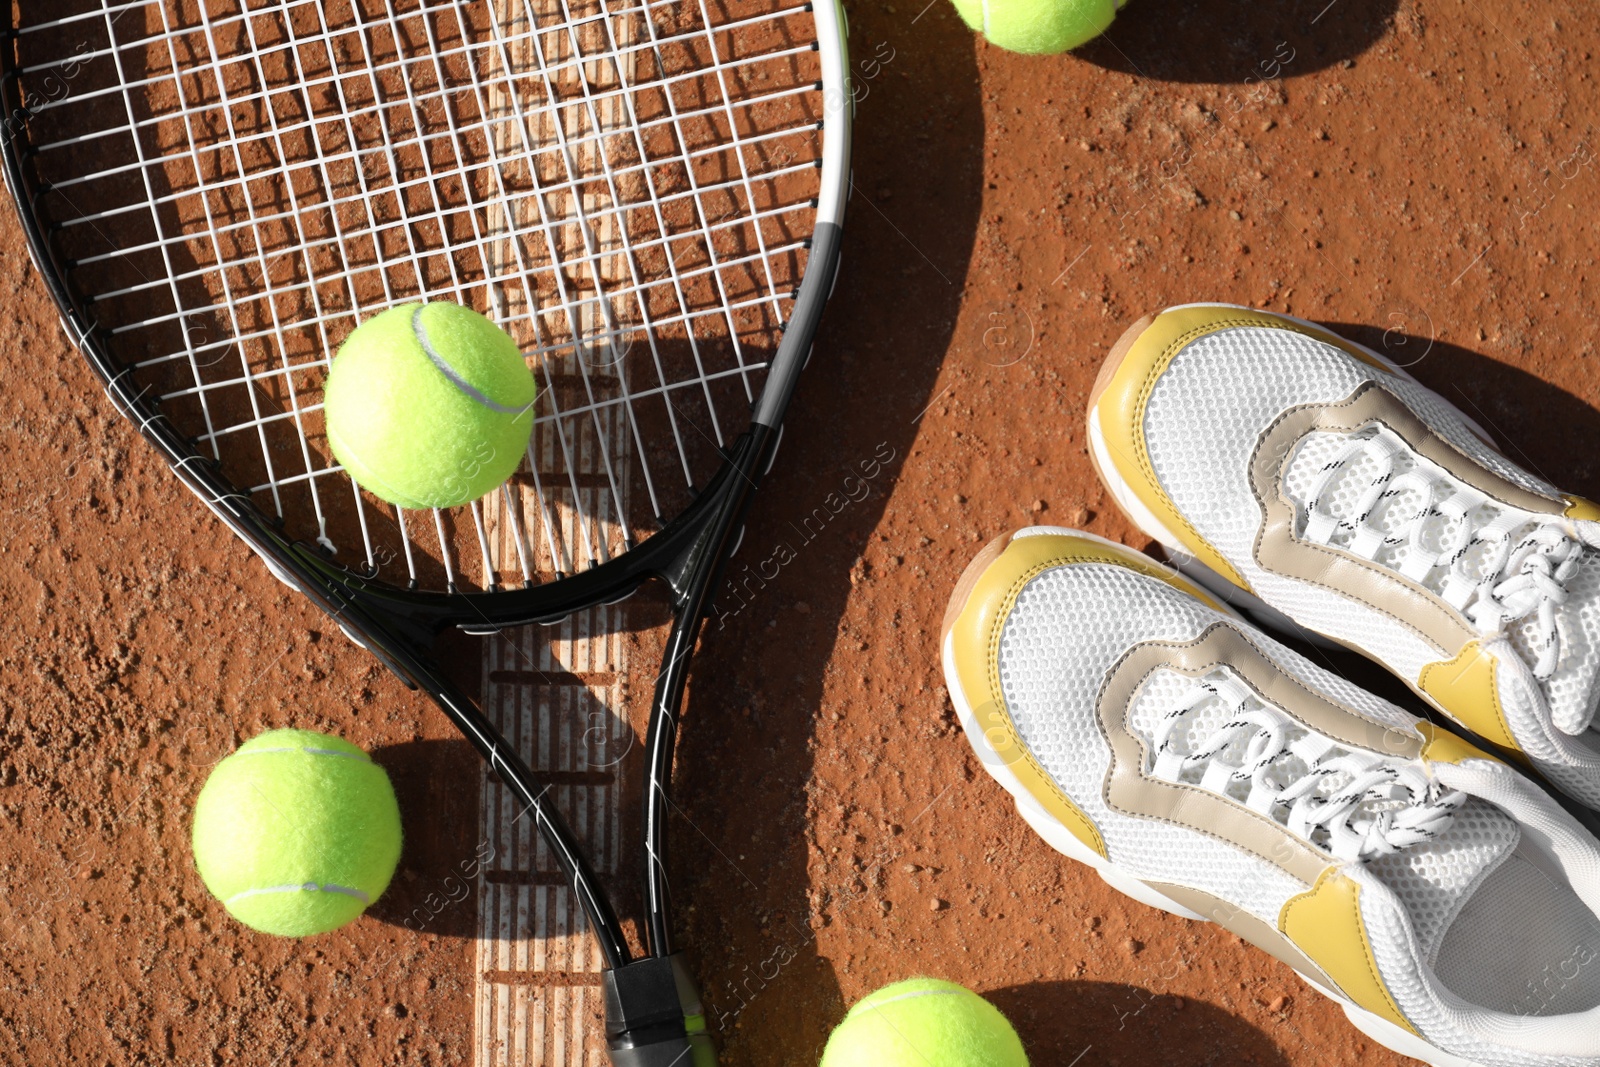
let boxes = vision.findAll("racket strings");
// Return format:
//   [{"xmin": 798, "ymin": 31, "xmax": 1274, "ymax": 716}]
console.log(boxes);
[
  {"xmin": 21, "ymin": 1, "xmax": 808, "ymax": 124},
  {"xmin": 17, "ymin": 0, "xmax": 823, "ymax": 592}
]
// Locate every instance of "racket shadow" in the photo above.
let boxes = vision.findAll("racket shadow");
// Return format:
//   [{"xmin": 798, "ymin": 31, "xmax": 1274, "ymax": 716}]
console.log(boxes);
[
  {"xmin": 366, "ymin": 736, "xmax": 485, "ymax": 940},
  {"xmin": 661, "ymin": 0, "xmax": 988, "ymax": 1055},
  {"xmin": 51, "ymin": 9, "xmax": 816, "ymax": 598}
]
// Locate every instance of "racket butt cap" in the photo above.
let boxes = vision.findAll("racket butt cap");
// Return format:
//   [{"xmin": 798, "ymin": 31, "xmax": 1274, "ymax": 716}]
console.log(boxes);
[{"xmin": 604, "ymin": 954, "xmax": 716, "ymax": 1065}]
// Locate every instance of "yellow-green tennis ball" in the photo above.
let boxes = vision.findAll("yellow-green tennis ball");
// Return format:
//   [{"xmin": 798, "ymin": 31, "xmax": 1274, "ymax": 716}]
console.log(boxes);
[
  {"xmin": 820, "ymin": 978, "xmax": 1030, "ymax": 1066},
  {"xmin": 191, "ymin": 728, "xmax": 403, "ymax": 938},
  {"xmin": 324, "ymin": 301, "xmax": 537, "ymax": 510},
  {"xmin": 949, "ymin": 0, "xmax": 1125, "ymax": 54}
]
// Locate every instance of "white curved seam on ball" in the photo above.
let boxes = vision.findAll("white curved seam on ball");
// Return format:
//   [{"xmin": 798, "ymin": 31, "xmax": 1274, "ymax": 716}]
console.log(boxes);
[
  {"xmin": 228, "ymin": 745, "xmax": 371, "ymax": 763},
  {"xmin": 860, "ymin": 989, "xmax": 966, "ymax": 1011},
  {"xmin": 979, "ymin": 0, "xmax": 992, "ymax": 36},
  {"xmin": 411, "ymin": 305, "xmax": 529, "ymax": 416},
  {"xmin": 226, "ymin": 882, "xmax": 372, "ymax": 905}
]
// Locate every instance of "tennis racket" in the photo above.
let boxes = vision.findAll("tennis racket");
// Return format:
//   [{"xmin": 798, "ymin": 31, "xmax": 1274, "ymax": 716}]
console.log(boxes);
[{"xmin": 0, "ymin": 1, "xmax": 850, "ymax": 1063}]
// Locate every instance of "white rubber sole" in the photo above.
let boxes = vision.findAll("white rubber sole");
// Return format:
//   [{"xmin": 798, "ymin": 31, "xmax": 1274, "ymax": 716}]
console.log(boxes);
[{"xmin": 939, "ymin": 612, "xmax": 1489, "ymax": 1067}]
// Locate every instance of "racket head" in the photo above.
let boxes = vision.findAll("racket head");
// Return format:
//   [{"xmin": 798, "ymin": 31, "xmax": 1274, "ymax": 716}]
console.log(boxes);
[{"xmin": 1, "ymin": 0, "xmax": 850, "ymax": 617}]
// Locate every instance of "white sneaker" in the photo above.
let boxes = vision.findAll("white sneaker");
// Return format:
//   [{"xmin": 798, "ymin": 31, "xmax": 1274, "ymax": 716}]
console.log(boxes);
[
  {"xmin": 943, "ymin": 528, "xmax": 1600, "ymax": 1067},
  {"xmin": 1088, "ymin": 303, "xmax": 1600, "ymax": 810}
]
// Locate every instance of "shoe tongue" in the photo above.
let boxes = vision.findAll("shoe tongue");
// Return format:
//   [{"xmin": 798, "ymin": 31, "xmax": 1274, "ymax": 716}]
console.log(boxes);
[{"xmin": 1366, "ymin": 797, "xmax": 1519, "ymax": 963}]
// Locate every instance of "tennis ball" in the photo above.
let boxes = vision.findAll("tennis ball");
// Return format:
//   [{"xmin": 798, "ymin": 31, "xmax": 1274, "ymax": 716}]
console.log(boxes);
[
  {"xmin": 324, "ymin": 301, "xmax": 537, "ymax": 510},
  {"xmin": 949, "ymin": 0, "xmax": 1126, "ymax": 54},
  {"xmin": 191, "ymin": 728, "xmax": 403, "ymax": 938},
  {"xmin": 820, "ymin": 978, "xmax": 1029, "ymax": 1066}
]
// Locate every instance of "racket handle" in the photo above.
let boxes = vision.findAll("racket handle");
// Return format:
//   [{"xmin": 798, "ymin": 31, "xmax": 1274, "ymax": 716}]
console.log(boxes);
[
  {"xmin": 607, "ymin": 1040, "xmax": 708, "ymax": 1067},
  {"xmin": 603, "ymin": 954, "xmax": 717, "ymax": 1066}
]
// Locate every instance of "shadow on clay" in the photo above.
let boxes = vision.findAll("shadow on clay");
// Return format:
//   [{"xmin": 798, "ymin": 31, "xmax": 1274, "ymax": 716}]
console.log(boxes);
[
  {"xmin": 988, "ymin": 979, "xmax": 1293, "ymax": 1066},
  {"xmin": 1081, "ymin": 0, "xmax": 1401, "ymax": 84}
]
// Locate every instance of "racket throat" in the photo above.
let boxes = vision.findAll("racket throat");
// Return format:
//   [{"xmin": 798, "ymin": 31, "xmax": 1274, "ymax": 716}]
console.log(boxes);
[
  {"xmin": 642, "ymin": 424, "xmax": 777, "ymax": 953},
  {"xmin": 657, "ymin": 427, "xmax": 777, "ymax": 611},
  {"xmin": 603, "ymin": 954, "xmax": 716, "ymax": 1066},
  {"xmin": 628, "ymin": 423, "xmax": 777, "ymax": 1061}
]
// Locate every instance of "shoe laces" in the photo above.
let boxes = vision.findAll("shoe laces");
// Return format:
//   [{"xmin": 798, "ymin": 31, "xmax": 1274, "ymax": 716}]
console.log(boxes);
[
  {"xmin": 1149, "ymin": 671, "xmax": 1466, "ymax": 862},
  {"xmin": 1300, "ymin": 429, "xmax": 1590, "ymax": 680}
]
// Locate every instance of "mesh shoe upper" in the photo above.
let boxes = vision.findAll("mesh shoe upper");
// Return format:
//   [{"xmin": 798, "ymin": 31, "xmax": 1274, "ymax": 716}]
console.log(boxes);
[
  {"xmin": 943, "ymin": 528, "xmax": 1600, "ymax": 1067},
  {"xmin": 1282, "ymin": 424, "xmax": 1600, "ymax": 734},
  {"xmin": 1090, "ymin": 304, "xmax": 1600, "ymax": 809}
]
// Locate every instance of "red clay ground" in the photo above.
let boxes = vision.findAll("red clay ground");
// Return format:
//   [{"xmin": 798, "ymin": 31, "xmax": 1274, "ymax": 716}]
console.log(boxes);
[{"xmin": 5, "ymin": 0, "xmax": 1600, "ymax": 1064}]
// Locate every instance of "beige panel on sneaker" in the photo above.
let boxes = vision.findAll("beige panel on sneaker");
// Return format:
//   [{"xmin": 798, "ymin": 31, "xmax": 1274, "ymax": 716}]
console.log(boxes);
[
  {"xmin": 944, "ymin": 531, "xmax": 1239, "ymax": 862},
  {"xmin": 1095, "ymin": 621, "xmax": 1424, "ymax": 886},
  {"xmin": 1088, "ymin": 305, "xmax": 1404, "ymax": 593},
  {"xmin": 1246, "ymin": 381, "xmax": 1566, "ymax": 752},
  {"xmin": 1249, "ymin": 381, "xmax": 1569, "ymax": 655}
]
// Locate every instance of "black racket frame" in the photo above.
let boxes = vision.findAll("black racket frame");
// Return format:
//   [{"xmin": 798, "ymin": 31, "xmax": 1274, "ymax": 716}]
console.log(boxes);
[{"xmin": 0, "ymin": 12, "xmax": 847, "ymax": 1061}]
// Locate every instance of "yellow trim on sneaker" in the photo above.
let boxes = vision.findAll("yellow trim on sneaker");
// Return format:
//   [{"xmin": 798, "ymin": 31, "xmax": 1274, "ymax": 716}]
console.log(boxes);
[
  {"xmin": 1279, "ymin": 868, "xmax": 1416, "ymax": 1035},
  {"xmin": 1564, "ymin": 495, "xmax": 1600, "ymax": 522},
  {"xmin": 944, "ymin": 533, "xmax": 1229, "ymax": 861},
  {"xmin": 1090, "ymin": 305, "xmax": 1397, "ymax": 597},
  {"xmin": 1416, "ymin": 641, "xmax": 1520, "ymax": 755},
  {"xmin": 1415, "ymin": 721, "xmax": 1499, "ymax": 767}
]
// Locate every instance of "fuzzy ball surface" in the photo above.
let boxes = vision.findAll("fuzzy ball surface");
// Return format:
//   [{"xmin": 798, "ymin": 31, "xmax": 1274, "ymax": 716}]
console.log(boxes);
[
  {"xmin": 191, "ymin": 728, "xmax": 403, "ymax": 938},
  {"xmin": 324, "ymin": 301, "xmax": 537, "ymax": 510},
  {"xmin": 819, "ymin": 977, "xmax": 1030, "ymax": 1066},
  {"xmin": 949, "ymin": 0, "xmax": 1123, "ymax": 54}
]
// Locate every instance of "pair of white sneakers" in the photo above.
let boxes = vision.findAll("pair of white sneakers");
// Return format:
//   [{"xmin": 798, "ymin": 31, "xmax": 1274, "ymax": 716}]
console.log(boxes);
[{"xmin": 942, "ymin": 305, "xmax": 1600, "ymax": 1066}]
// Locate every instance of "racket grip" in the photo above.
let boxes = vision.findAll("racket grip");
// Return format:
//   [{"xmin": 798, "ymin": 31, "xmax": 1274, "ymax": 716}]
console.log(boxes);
[
  {"xmin": 603, "ymin": 954, "xmax": 717, "ymax": 1066},
  {"xmin": 606, "ymin": 1043, "xmax": 684, "ymax": 1067}
]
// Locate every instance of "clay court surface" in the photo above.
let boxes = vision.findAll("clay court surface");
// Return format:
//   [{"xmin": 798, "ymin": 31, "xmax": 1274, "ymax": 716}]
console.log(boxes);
[{"xmin": 3, "ymin": 0, "xmax": 1599, "ymax": 1064}]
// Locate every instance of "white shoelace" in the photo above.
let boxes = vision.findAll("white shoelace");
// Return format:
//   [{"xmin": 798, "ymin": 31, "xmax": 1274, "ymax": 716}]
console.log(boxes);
[
  {"xmin": 1150, "ymin": 672, "xmax": 1465, "ymax": 862},
  {"xmin": 1301, "ymin": 431, "xmax": 1591, "ymax": 680}
]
